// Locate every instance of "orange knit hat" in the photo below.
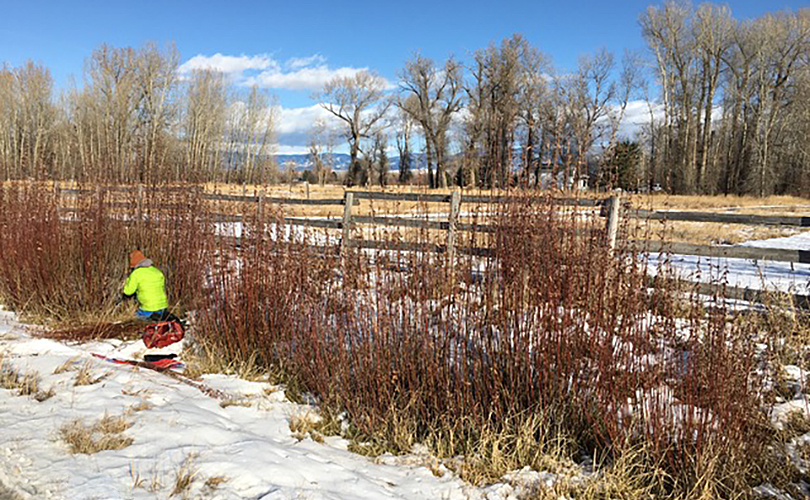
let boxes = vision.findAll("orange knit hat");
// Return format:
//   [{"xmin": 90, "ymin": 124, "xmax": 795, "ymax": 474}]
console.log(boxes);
[{"xmin": 129, "ymin": 250, "xmax": 147, "ymax": 268}]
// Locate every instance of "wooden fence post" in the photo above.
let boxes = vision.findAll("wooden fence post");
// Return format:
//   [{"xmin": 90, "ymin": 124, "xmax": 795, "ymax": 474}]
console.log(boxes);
[
  {"xmin": 257, "ymin": 189, "xmax": 265, "ymax": 220},
  {"xmin": 137, "ymin": 184, "xmax": 144, "ymax": 222},
  {"xmin": 447, "ymin": 189, "xmax": 461, "ymax": 266},
  {"xmin": 342, "ymin": 191, "xmax": 354, "ymax": 253},
  {"xmin": 605, "ymin": 195, "xmax": 621, "ymax": 251}
]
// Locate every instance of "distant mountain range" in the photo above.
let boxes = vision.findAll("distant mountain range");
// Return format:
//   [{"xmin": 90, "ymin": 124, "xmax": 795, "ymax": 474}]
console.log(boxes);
[{"xmin": 274, "ymin": 153, "xmax": 427, "ymax": 172}]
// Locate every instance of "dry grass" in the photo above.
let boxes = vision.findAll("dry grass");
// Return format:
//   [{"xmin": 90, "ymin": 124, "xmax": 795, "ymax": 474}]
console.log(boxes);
[
  {"xmin": 202, "ymin": 182, "xmax": 580, "ymax": 220},
  {"xmin": 203, "ymin": 475, "xmax": 228, "ymax": 492},
  {"xmin": 631, "ymin": 219, "xmax": 804, "ymax": 245},
  {"xmin": 171, "ymin": 453, "xmax": 199, "ymax": 498},
  {"xmin": 202, "ymin": 183, "xmax": 810, "ymax": 248},
  {"xmin": 219, "ymin": 399, "xmax": 252, "ymax": 408},
  {"xmin": 126, "ymin": 400, "xmax": 154, "ymax": 413},
  {"xmin": 182, "ymin": 341, "xmax": 265, "ymax": 381},
  {"xmin": 289, "ymin": 409, "xmax": 341, "ymax": 443},
  {"xmin": 782, "ymin": 410, "xmax": 810, "ymax": 439},
  {"xmin": 0, "ymin": 361, "xmax": 54, "ymax": 401},
  {"xmin": 443, "ymin": 414, "xmax": 576, "ymax": 487},
  {"xmin": 16, "ymin": 372, "xmax": 40, "ymax": 397},
  {"xmin": 631, "ymin": 193, "xmax": 810, "ymax": 213},
  {"xmin": 74, "ymin": 362, "xmax": 105, "ymax": 386},
  {"xmin": 289, "ymin": 410, "xmax": 322, "ymax": 442},
  {"xmin": 34, "ymin": 385, "xmax": 56, "ymax": 402},
  {"xmin": 626, "ymin": 192, "xmax": 809, "ymax": 245},
  {"xmin": 0, "ymin": 360, "xmax": 19, "ymax": 390},
  {"xmin": 53, "ymin": 355, "xmax": 81, "ymax": 374},
  {"xmin": 60, "ymin": 413, "xmax": 134, "ymax": 454},
  {"xmin": 574, "ymin": 445, "xmax": 670, "ymax": 500},
  {"xmin": 797, "ymin": 441, "xmax": 810, "ymax": 462}
]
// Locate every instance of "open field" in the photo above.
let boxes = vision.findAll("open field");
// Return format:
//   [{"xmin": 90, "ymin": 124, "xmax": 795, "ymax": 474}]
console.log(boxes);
[{"xmin": 630, "ymin": 193, "xmax": 810, "ymax": 213}]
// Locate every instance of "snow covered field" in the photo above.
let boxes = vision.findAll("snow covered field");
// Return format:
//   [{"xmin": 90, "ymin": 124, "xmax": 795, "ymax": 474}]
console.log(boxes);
[
  {"xmin": 649, "ymin": 230, "xmax": 810, "ymax": 295},
  {"xmin": 0, "ymin": 311, "xmax": 560, "ymax": 500}
]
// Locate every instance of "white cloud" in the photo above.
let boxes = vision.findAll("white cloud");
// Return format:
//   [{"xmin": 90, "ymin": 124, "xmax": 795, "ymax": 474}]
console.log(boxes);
[
  {"xmin": 246, "ymin": 66, "xmax": 370, "ymax": 91},
  {"xmin": 276, "ymin": 104, "xmax": 339, "ymax": 135},
  {"xmin": 273, "ymin": 144, "xmax": 312, "ymax": 155},
  {"xmin": 287, "ymin": 54, "xmax": 326, "ymax": 69},
  {"xmin": 178, "ymin": 53, "xmax": 276, "ymax": 75},
  {"xmin": 179, "ymin": 52, "xmax": 387, "ymax": 91},
  {"xmin": 617, "ymin": 100, "xmax": 661, "ymax": 138}
]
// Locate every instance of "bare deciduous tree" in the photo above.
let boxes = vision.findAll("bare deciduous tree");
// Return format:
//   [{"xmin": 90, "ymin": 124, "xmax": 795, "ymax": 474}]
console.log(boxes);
[
  {"xmin": 398, "ymin": 54, "xmax": 463, "ymax": 188},
  {"xmin": 317, "ymin": 71, "xmax": 391, "ymax": 186}
]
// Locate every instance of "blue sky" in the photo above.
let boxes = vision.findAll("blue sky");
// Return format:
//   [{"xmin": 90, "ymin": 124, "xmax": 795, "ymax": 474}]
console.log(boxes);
[{"xmin": 1, "ymin": 0, "xmax": 806, "ymax": 153}]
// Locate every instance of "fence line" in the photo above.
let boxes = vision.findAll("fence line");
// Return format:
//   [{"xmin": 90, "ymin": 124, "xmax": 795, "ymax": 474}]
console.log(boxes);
[
  {"xmin": 54, "ymin": 185, "xmax": 810, "ymax": 308},
  {"xmin": 628, "ymin": 208, "xmax": 810, "ymax": 227},
  {"xmin": 635, "ymin": 240, "xmax": 810, "ymax": 264}
]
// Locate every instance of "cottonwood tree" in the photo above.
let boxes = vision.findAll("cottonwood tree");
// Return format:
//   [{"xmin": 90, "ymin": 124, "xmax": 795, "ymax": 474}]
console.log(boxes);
[
  {"xmin": 596, "ymin": 50, "xmax": 645, "ymax": 188},
  {"xmin": 398, "ymin": 54, "xmax": 463, "ymax": 188},
  {"xmin": 395, "ymin": 111, "xmax": 414, "ymax": 184},
  {"xmin": 465, "ymin": 35, "xmax": 530, "ymax": 188},
  {"xmin": 183, "ymin": 69, "xmax": 228, "ymax": 181},
  {"xmin": 641, "ymin": 1, "xmax": 696, "ymax": 192},
  {"xmin": 225, "ymin": 86, "xmax": 276, "ymax": 185},
  {"xmin": 515, "ymin": 44, "xmax": 552, "ymax": 186},
  {"xmin": 370, "ymin": 131, "xmax": 389, "ymax": 187},
  {"xmin": 135, "ymin": 42, "xmax": 180, "ymax": 181},
  {"xmin": 567, "ymin": 48, "xmax": 616, "ymax": 188},
  {"xmin": 643, "ymin": 2, "xmax": 810, "ymax": 195},
  {"xmin": 744, "ymin": 10, "xmax": 810, "ymax": 195},
  {"xmin": 692, "ymin": 4, "xmax": 733, "ymax": 192},
  {"xmin": 0, "ymin": 62, "xmax": 56, "ymax": 179},
  {"xmin": 307, "ymin": 118, "xmax": 333, "ymax": 186},
  {"xmin": 317, "ymin": 71, "xmax": 391, "ymax": 186},
  {"xmin": 81, "ymin": 44, "xmax": 143, "ymax": 182}
]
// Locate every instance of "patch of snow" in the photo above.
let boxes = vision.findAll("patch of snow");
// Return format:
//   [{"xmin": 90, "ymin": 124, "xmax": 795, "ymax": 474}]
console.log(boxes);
[
  {"xmin": 0, "ymin": 315, "xmax": 482, "ymax": 500},
  {"xmin": 739, "ymin": 231, "xmax": 810, "ymax": 251},
  {"xmin": 646, "ymin": 253, "xmax": 810, "ymax": 295},
  {"xmin": 754, "ymin": 483, "xmax": 795, "ymax": 500}
]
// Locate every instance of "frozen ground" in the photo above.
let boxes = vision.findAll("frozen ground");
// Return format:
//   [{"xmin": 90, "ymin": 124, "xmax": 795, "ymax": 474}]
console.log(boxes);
[
  {"xmin": 649, "ymin": 230, "xmax": 810, "ymax": 295},
  {"xmin": 0, "ymin": 311, "xmax": 559, "ymax": 500}
]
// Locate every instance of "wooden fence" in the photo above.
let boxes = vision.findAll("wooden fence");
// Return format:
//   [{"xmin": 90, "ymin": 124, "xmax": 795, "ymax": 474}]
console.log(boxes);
[{"xmin": 57, "ymin": 186, "xmax": 810, "ymax": 308}]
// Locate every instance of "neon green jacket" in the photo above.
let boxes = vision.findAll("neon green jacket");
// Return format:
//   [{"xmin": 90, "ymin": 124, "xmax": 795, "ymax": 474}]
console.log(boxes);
[{"xmin": 123, "ymin": 266, "xmax": 169, "ymax": 311}]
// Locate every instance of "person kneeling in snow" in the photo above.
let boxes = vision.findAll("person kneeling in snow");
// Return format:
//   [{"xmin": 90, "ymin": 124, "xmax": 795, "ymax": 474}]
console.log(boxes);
[
  {"xmin": 123, "ymin": 250, "xmax": 185, "ymax": 359},
  {"xmin": 123, "ymin": 250, "xmax": 171, "ymax": 322}
]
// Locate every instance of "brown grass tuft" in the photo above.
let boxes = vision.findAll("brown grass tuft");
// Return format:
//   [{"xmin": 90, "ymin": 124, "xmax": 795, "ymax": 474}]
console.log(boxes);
[
  {"xmin": 74, "ymin": 362, "xmax": 105, "ymax": 386},
  {"xmin": 171, "ymin": 453, "xmax": 199, "ymax": 498},
  {"xmin": 53, "ymin": 355, "xmax": 81, "ymax": 374},
  {"xmin": 60, "ymin": 413, "xmax": 134, "ymax": 454}
]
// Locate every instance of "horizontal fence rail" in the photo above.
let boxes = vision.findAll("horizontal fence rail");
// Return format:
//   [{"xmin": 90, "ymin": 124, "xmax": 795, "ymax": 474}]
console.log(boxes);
[
  {"xmin": 698, "ymin": 282, "xmax": 810, "ymax": 310},
  {"xmin": 635, "ymin": 240, "xmax": 810, "ymax": 264},
  {"xmin": 51, "ymin": 185, "xmax": 809, "ymax": 308},
  {"xmin": 201, "ymin": 193, "xmax": 353, "ymax": 206},
  {"xmin": 629, "ymin": 208, "xmax": 810, "ymax": 227}
]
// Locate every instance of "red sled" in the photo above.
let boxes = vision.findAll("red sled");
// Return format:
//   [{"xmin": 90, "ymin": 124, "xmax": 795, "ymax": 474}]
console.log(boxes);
[{"xmin": 142, "ymin": 320, "xmax": 184, "ymax": 349}]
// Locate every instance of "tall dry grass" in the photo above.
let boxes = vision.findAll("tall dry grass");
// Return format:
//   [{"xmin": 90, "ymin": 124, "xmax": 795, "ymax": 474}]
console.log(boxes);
[
  {"xmin": 0, "ymin": 181, "xmax": 789, "ymax": 496},
  {"xmin": 0, "ymin": 182, "xmax": 212, "ymax": 325},
  {"xmin": 190, "ymin": 191, "xmax": 773, "ymax": 495}
]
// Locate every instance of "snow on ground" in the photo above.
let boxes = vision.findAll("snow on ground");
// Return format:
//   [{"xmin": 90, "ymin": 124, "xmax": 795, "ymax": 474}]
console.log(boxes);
[
  {"xmin": 214, "ymin": 222, "xmax": 338, "ymax": 247},
  {"xmin": 0, "ymin": 310, "xmax": 525, "ymax": 500},
  {"xmin": 648, "ymin": 230, "xmax": 810, "ymax": 295},
  {"xmin": 739, "ymin": 230, "xmax": 810, "ymax": 251},
  {"xmin": 647, "ymin": 252, "xmax": 810, "ymax": 294}
]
